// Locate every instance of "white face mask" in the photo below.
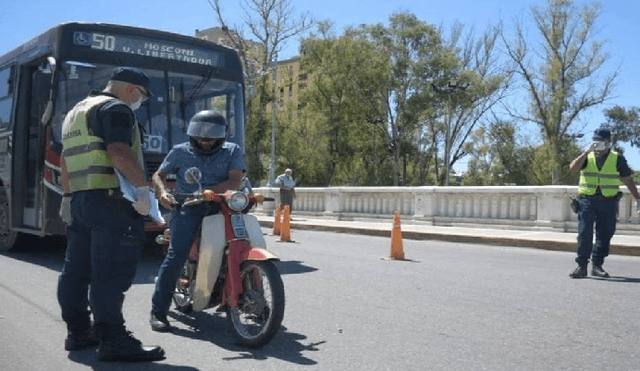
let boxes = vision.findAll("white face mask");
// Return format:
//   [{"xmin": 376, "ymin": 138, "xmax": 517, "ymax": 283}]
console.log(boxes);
[
  {"xmin": 129, "ymin": 96, "xmax": 143, "ymax": 111},
  {"xmin": 593, "ymin": 141, "xmax": 607, "ymax": 151}
]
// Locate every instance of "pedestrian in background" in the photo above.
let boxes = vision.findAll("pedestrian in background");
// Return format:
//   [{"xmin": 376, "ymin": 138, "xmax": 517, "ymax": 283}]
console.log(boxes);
[
  {"xmin": 568, "ymin": 128, "xmax": 640, "ymax": 279},
  {"xmin": 276, "ymin": 168, "xmax": 296, "ymax": 212},
  {"xmin": 58, "ymin": 67, "xmax": 165, "ymax": 362}
]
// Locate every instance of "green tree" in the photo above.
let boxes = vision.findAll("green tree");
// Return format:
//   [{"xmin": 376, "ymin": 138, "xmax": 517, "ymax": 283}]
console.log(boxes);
[
  {"xmin": 209, "ymin": 0, "xmax": 312, "ymax": 184},
  {"xmin": 357, "ymin": 13, "xmax": 454, "ymax": 186},
  {"xmin": 275, "ymin": 105, "xmax": 331, "ymax": 186},
  {"xmin": 530, "ymin": 136, "xmax": 581, "ymax": 185},
  {"xmin": 500, "ymin": 0, "xmax": 617, "ymax": 184},
  {"xmin": 464, "ymin": 121, "xmax": 536, "ymax": 185},
  {"xmin": 437, "ymin": 22, "xmax": 511, "ymax": 185},
  {"xmin": 602, "ymin": 105, "xmax": 640, "ymax": 148},
  {"xmin": 599, "ymin": 106, "xmax": 640, "ymax": 184},
  {"xmin": 294, "ymin": 22, "xmax": 391, "ymax": 185},
  {"xmin": 293, "ymin": 14, "xmax": 508, "ymax": 187},
  {"xmin": 356, "ymin": 15, "xmax": 509, "ymax": 186},
  {"xmin": 463, "ymin": 126, "xmax": 495, "ymax": 185}
]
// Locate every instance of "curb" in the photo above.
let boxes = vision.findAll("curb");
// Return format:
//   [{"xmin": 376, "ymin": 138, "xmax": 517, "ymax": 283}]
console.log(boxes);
[{"xmin": 258, "ymin": 220, "xmax": 640, "ymax": 257}]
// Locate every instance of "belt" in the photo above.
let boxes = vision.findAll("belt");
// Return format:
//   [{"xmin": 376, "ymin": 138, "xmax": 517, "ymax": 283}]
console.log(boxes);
[
  {"xmin": 579, "ymin": 193, "xmax": 620, "ymax": 201},
  {"xmin": 73, "ymin": 188, "xmax": 123, "ymax": 198}
]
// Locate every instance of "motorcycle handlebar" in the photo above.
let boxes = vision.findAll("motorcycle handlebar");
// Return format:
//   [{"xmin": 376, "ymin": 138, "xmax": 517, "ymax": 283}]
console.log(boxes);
[{"xmin": 166, "ymin": 191, "xmax": 271, "ymax": 210}]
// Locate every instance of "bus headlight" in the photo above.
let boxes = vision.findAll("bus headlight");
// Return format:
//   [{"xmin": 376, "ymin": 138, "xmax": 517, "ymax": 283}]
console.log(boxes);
[{"xmin": 226, "ymin": 191, "xmax": 249, "ymax": 212}]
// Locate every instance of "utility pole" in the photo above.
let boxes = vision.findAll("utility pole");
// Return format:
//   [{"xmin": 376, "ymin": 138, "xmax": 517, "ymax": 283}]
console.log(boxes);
[
  {"xmin": 268, "ymin": 53, "xmax": 278, "ymax": 187},
  {"xmin": 432, "ymin": 81, "xmax": 469, "ymax": 186}
]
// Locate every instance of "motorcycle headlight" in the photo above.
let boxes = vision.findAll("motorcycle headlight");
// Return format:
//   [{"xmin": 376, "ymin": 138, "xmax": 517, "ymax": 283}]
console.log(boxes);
[{"xmin": 226, "ymin": 191, "xmax": 249, "ymax": 212}]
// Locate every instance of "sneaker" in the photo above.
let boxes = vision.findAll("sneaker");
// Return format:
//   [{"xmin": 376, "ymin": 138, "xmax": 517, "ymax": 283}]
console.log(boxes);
[
  {"xmin": 150, "ymin": 311, "xmax": 172, "ymax": 332},
  {"xmin": 98, "ymin": 331, "xmax": 165, "ymax": 362},
  {"xmin": 569, "ymin": 265, "xmax": 587, "ymax": 278},
  {"xmin": 64, "ymin": 326, "xmax": 99, "ymax": 351},
  {"xmin": 591, "ymin": 265, "xmax": 610, "ymax": 278}
]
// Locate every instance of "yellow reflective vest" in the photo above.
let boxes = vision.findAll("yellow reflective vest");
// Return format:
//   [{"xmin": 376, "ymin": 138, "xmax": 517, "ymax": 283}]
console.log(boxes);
[
  {"xmin": 62, "ymin": 95, "xmax": 144, "ymax": 193},
  {"xmin": 578, "ymin": 151, "xmax": 620, "ymax": 197}
]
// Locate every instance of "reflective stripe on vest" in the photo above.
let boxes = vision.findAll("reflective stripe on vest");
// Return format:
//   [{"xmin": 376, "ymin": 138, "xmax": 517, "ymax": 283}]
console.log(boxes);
[
  {"xmin": 578, "ymin": 151, "xmax": 620, "ymax": 197},
  {"xmin": 62, "ymin": 95, "xmax": 144, "ymax": 193}
]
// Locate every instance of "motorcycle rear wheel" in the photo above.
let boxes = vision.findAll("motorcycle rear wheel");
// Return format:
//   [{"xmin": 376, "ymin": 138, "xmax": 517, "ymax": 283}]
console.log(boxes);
[{"xmin": 227, "ymin": 260, "xmax": 285, "ymax": 348}]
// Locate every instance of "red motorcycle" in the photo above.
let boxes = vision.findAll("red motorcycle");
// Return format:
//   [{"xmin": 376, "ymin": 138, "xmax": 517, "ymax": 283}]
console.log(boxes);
[{"xmin": 156, "ymin": 168, "xmax": 284, "ymax": 347}]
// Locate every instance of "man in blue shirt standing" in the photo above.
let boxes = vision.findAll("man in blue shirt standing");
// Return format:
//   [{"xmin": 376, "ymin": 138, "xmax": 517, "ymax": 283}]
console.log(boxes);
[
  {"xmin": 275, "ymin": 168, "xmax": 296, "ymax": 212},
  {"xmin": 149, "ymin": 110, "xmax": 245, "ymax": 331}
]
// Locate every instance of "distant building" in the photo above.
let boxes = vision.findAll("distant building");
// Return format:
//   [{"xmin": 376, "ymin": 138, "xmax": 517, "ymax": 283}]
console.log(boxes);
[
  {"xmin": 195, "ymin": 27, "xmax": 237, "ymax": 50},
  {"xmin": 270, "ymin": 56, "xmax": 309, "ymax": 113},
  {"xmin": 195, "ymin": 27, "xmax": 310, "ymax": 114},
  {"xmin": 195, "ymin": 27, "xmax": 264, "ymax": 84}
]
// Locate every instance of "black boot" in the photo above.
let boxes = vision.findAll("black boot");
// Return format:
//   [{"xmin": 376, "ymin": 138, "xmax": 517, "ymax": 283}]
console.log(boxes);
[
  {"xmin": 569, "ymin": 265, "xmax": 587, "ymax": 278},
  {"xmin": 591, "ymin": 265, "xmax": 610, "ymax": 278},
  {"xmin": 98, "ymin": 330, "xmax": 165, "ymax": 362},
  {"xmin": 64, "ymin": 326, "xmax": 99, "ymax": 351},
  {"xmin": 150, "ymin": 311, "xmax": 172, "ymax": 332}
]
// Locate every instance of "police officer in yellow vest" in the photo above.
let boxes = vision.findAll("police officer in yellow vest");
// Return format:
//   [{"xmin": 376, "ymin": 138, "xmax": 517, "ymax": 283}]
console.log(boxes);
[
  {"xmin": 568, "ymin": 128, "xmax": 640, "ymax": 279},
  {"xmin": 57, "ymin": 67, "xmax": 165, "ymax": 362}
]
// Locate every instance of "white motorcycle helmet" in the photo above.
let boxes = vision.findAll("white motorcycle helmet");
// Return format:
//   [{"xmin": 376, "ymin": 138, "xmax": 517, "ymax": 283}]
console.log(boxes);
[{"xmin": 187, "ymin": 110, "xmax": 228, "ymax": 155}]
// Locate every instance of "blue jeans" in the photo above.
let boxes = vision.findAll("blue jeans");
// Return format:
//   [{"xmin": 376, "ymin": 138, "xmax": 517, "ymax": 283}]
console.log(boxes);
[
  {"xmin": 575, "ymin": 195, "xmax": 618, "ymax": 267},
  {"xmin": 151, "ymin": 203, "xmax": 210, "ymax": 315},
  {"xmin": 57, "ymin": 191, "xmax": 145, "ymax": 339}
]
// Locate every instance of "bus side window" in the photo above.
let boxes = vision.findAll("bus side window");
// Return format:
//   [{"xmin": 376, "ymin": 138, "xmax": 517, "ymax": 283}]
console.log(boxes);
[{"xmin": 0, "ymin": 66, "xmax": 14, "ymax": 131}]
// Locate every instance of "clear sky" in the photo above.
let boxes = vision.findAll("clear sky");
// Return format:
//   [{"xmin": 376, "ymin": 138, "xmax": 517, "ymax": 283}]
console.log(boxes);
[{"xmin": 1, "ymin": 0, "xmax": 638, "ymax": 171}]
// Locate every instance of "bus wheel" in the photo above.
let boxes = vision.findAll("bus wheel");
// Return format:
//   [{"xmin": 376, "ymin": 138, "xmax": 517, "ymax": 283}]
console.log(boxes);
[{"xmin": 0, "ymin": 191, "xmax": 18, "ymax": 252}]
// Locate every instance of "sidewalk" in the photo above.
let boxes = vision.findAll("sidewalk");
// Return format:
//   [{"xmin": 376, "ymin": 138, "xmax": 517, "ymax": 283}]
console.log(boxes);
[{"xmin": 255, "ymin": 214, "xmax": 640, "ymax": 257}]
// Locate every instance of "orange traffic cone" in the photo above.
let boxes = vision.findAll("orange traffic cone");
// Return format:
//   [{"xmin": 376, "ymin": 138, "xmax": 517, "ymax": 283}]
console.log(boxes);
[
  {"xmin": 273, "ymin": 206, "xmax": 282, "ymax": 235},
  {"xmin": 389, "ymin": 211, "xmax": 405, "ymax": 260},
  {"xmin": 279, "ymin": 205, "xmax": 293, "ymax": 242}
]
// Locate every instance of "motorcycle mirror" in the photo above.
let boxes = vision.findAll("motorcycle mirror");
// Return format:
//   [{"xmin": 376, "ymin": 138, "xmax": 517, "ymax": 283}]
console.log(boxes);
[{"xmin": 184, "ymin": 167, "xmax": 202, "ymax": 185}]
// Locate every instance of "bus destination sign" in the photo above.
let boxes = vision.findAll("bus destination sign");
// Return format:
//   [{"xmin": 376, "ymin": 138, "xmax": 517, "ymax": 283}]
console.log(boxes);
[{"xmin": 72, "ymin": 30, "xmax": 223, "ymax": 66}]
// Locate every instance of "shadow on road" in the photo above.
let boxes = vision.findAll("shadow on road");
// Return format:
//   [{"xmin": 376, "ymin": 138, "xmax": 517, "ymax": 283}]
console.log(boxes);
[
  {"xmin": 67, "ymin": 350, "xmax": 200, "ymax": 371},
  {"xmin": 1, "ymin": 235, "xmax": 166, "ymax": 285},
  {"xmin": 1, "ymin": 235, "xmax": 68, "ymax": 271},
  {"xmin": 595, "ymin": 276, "xmax": 640, "ymax": 283},
  {"xmin": 273, "ymin": 260, "xmax": 318, "ymax": 275},
  {"xmin": 1, "ymin": 236, "xmax": 319, "ymax": 289},
  {"xmin": 168, "ymin": 310, "xmax": 323, "ymax": 366}
]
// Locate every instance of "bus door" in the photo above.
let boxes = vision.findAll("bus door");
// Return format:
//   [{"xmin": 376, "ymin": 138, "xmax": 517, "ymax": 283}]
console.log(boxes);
[{"xmin": 11, "ymin": 59, "xmax": 51, "ymax": 233}]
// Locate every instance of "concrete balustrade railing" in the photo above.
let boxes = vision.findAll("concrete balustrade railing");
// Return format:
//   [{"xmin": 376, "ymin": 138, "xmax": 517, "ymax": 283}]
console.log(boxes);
[{"xmin": 254, "ymin": 186, "xmax": 640, "ymax": 235}]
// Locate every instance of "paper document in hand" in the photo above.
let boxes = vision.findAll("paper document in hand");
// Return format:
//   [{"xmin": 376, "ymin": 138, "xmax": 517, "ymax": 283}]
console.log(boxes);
[{"xmin": 115, "ymin": 170, "xmax": 165, "ymax": 225}]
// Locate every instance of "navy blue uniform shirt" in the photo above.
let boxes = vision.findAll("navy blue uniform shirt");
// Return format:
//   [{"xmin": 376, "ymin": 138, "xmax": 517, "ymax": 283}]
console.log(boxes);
[{"xmin": 87, "ymin": 92, "xmax": 137, "ymax": 145}]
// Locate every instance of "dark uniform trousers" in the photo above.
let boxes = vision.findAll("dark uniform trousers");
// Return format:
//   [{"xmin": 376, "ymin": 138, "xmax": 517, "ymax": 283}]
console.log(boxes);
[
  {"xmin": 575, "ymin": 194, "xmax": 618, "ymax": 267},
  {"xmin": 57, "ymin": 190, "xmax": 145, "ymax": 340}
]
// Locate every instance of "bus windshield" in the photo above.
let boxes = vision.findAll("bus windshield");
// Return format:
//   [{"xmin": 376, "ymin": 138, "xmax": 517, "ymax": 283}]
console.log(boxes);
[{"xmin": 51, "ymin": 61, "xmax": 244, "ymax": 161}]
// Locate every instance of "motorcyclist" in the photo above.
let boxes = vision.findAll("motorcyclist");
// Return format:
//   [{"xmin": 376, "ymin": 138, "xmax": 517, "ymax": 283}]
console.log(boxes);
[{"xmin": 150, "ymin": 110, "xmax": 245, "ymax": 332}]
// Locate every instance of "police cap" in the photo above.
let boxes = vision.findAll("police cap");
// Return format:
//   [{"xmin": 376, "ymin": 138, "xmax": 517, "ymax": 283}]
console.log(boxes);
[
  {"xmin": 110, "ymin": 67, "xmax": 154, "ymax": 96},
  {"xmin": 593, "ymin": 128, "xmax": 611, "ymax": 141}
]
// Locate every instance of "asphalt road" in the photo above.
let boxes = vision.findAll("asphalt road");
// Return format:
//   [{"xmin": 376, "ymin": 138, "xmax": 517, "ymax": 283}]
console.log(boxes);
[{"xmin": 1, "ymin": 229, "xmax": 640, "ymax": 370}]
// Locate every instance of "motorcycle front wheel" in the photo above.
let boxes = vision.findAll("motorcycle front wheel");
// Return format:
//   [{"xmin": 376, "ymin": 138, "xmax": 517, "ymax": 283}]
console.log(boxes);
[{"xmin": 227, "ymin": 260, "xmax": 285, "ymax": 348}]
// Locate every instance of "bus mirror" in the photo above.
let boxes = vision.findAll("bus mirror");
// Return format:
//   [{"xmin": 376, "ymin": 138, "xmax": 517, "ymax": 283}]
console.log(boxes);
[{"xmin": 33, "ymin": 70, "xmax": 52, "ymax": 104}]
